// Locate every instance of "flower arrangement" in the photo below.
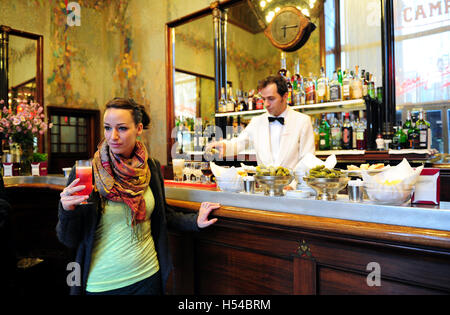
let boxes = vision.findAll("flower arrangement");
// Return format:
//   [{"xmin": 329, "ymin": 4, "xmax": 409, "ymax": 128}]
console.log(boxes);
[{"xmin": 0, "ymin": 99, "xmax": 52, "ymax": 147}]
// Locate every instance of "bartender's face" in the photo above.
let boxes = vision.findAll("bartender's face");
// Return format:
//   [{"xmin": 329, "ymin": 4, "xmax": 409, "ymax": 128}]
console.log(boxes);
[{"xmin": 260, "ymin": 83, "xmax": 288, "ymax": 117}]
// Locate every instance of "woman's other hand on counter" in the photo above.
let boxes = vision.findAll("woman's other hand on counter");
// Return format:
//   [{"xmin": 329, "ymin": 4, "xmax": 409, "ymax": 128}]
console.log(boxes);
[
  {"xmin": 60, "ymin": 178, "xmax": 89, "ymax": 210},
  {"xmin": 197, "ymin": 202, "xmax": 220, "ymax": 228}
]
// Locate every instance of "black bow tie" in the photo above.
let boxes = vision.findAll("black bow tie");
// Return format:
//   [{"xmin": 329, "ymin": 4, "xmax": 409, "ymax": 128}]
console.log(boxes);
[{"xmin": 268, "ymin": 116, "xmax": 284, "ymax": 125}]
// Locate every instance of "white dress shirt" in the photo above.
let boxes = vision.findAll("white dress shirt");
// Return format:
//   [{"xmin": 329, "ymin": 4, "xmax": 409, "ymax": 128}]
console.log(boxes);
[{"xmin": 268, "ymin": 108, "xmax": 288, "ymax": 163}]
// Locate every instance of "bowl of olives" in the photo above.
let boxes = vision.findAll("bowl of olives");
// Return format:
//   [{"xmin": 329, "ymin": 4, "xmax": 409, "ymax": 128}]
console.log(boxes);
[
  {"xmin": 303, "ymin": 165, "xmax": 349, "ymax": 201},
  {"xmin": 254, "ymin": 165, "xmax": 294, "ymax": 196}
]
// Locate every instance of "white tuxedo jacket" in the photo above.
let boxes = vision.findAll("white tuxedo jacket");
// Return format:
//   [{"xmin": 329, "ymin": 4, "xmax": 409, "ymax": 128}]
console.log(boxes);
[{"xmin": 227, "ymin": 107, "xmax": 315, "ymax": 170}]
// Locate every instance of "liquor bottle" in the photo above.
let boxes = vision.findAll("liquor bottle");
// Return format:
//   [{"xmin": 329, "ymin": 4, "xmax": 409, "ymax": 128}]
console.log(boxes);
[
  {"xmin": 408, "ymin": 116, "xmax": 420, "ymax": 149},
  {"xmin": 287, "ymin": 77, "xmax": 294, "ymax": 106},
  {"xmin": 342, "ymin": 70, "xmax": 351, "ymax": 100},
  {"xmin": 219, "ymin": 87, "xmax": 227, "ymax": 113},
  {"xmin": 242, "ymin": 91, "xmax": 249, "ymax": 111},
  {"xmin": 226, "ymin": 87, "xmax": 236, "ymax": 112},
  {"xmin": 313, "ymin": 117, "xmax": 320, "ymax": 150},
  {"xmin": 341, "ymin": 112, "xmax": 353, "ymax": 149},
  {"xmin": 356, "ymin": 111, "xmax": 367, "ymax": 150},
  {"xmin": 351, "ymin": 113, "xmax": 358, "ymax": 149},
  {"xmin": 329, "ymin": 71, "xmax": 341, "ymax": 101},
  {"xmin": 402, "ymin": 110, "xmax": 412, "ymax": 142},
  {"xmin": 278, "ymin": 52, "xmax": 287, "ymax": 77},
  {"xmin": 376, "ymin": 132, "xmax": 385, "ymax": 150},
  {"xmin": 424, "ymin": 111, "xmax": 432, "ymax": 150},
  {"xmin": 330, "ymin": 114, "xmax": 342, "ymax": 150},
  {"xmin": 319, "ymin": 114, "xmax": 330, "ymax": 150},
  {"xmin": 247, "ymin": 90, "xmax": 254, "ymax": 111},
  {"xmin": 392, "ymin": 122, "xmax": 405, "ymax": 150},
  {"xmin": 255, "ymin": 92, "xmax": 264, "ymax": 110},
  {"xmin": 316, "ymin": 66, "xmax": 328, "ymax": 103},
  {"xmin": 361, "ymin": 69, "xmax": 368, "ymax": 97},
  {"xmin": 367, "ymin": 73, "xmax": 375, "ymax": 98},
  {"xmin": 305, "ymin": 73, "xmax": 316, "ymax": 104},
  {"xmin": 351, "ymin": 66, "xmax": 363, "ymax": 99},
  {"xmin": 416, "ymin": 109, "xmax": 428, "ymax": 149}
]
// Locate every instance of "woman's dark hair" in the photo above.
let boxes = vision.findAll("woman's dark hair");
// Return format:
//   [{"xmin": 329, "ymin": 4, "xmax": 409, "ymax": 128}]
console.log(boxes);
[
  {"xmin": 257, "ymin": 75, "xmax": 288, "ymax": 97},
  {"xmin": 105, "ymin": 97, "xmax": 150, "ymax": 129}
]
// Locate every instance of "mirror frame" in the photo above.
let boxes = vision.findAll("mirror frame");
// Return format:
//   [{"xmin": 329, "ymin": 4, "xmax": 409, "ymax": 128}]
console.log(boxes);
[
  {"xmin": 165, "ymin": 0, "xmax": 395, "ymax": 163},
  {"xmin": 0, "ymin": 25, "xmax": 44, "ymax": 152}
]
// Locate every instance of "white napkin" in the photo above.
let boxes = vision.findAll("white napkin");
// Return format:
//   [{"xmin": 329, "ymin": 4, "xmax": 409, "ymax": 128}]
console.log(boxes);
[
  {"xmin": 210, "ymin": 162, "xmax": 241, "ymax": 179},
  {"xmin": 295, "ymin": 153, "xmax": 337, "ymax": 174},
  {"xmin": 240, "ymin": 163, "xmax": 256, "ymax": 173}
]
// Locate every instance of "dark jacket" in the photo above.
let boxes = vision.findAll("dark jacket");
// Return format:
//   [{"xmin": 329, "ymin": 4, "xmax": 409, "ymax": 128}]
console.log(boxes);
[{"xmin": 56, "ymin": 158, "xmax": 199, "ymax": 295}]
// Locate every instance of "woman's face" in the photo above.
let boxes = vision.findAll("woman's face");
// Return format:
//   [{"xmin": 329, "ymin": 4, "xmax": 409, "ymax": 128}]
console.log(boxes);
[{"xmin": 103, "ymin": 108, "xmax": 143, "ymax": 158}]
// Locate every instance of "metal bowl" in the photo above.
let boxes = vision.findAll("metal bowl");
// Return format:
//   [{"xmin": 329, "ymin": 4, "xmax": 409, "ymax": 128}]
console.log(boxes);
[
  {"xmin": 303, "ymin": 177, "xmax": 350, "ymax": 200},
  {"xmin": 254, "ymin": 175, "xmax": 294, "ymax": 196}
]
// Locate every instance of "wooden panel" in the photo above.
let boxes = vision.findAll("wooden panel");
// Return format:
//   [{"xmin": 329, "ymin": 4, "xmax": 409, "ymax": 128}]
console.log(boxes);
[
  {"xmin": 195, "ymin": 240, "xmax": 292, "ymax": 294},
  {"xmin": 318, "ymin": 267, "xmax": 445, "ymax": 295},
  {"xmin": 293, "ymin": 257, "xmax": 316, "ymax": 294},
  {"xmin": 168, "ymin": 231, "xmax": 195, "ymax": 294},
  {"xmin": 304, "ymin": 236, "xmax": 450, "ymax": 291}
]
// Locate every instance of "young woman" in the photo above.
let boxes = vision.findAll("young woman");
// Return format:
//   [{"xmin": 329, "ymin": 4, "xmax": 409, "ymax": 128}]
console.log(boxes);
[{"xmin": 57, "ymin": 98, "xmax": 219, "ymax": 295}]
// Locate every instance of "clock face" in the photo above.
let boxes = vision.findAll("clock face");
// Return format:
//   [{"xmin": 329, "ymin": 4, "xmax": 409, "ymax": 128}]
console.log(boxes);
[{"xmin": 271, "ymin": 10, "xmax": 302, "ymax": 45}]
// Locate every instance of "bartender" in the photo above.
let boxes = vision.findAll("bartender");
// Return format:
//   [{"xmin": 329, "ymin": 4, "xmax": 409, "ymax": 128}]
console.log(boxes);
[{"xmin": 208, "ymin": 74, "xmax": 315, "ymax": 174}]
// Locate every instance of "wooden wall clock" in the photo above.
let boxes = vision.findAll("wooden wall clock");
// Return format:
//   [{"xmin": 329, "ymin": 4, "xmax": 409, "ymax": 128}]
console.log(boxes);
[{"xmin": 264, "ymin": 6, "xmax": 316, "ymax": 52}]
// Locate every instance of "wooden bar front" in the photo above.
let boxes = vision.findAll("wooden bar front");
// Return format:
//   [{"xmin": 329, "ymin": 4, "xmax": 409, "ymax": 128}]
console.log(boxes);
[{"xmin": 166, "ymin": 199, "xmax": 450, "ymax": 295}]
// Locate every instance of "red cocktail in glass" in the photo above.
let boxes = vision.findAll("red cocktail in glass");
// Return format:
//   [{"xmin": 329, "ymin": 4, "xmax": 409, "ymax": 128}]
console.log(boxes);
[{"xmin": 74, "ymin": 160, "xmax": 93, "ymax": 201}]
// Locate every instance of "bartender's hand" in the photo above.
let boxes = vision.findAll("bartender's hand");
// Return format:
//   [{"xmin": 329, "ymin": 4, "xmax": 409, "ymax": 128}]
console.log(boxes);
[
  {"xmin": 284, "ymin": 186, "xmax": 294, "ymax": 191},
  {"xmin": 206, "ymin": 141, "xmax": 226, "ymax": 159},
  {"xmin": 60, "ymin": 178, "xmax": 89, "ymax": 211},
  {"xmin": 197, "ymin": 202, "xmax": 220, "ymax": 228}
]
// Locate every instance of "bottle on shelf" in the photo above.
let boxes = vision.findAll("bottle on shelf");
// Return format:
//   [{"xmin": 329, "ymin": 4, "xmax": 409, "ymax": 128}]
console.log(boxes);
[
  {"xmin": 330, "ymin": 114, "xmax": 342, "ymax": 150},
  {"xmin": 416, "ymin": 109, "xmax": 428, "ymax": 149},
  {"xmin": 367, "ymin": 72, "xmax": 375, "ymax": 98},
  {"xmin": 351, "ymin": 66, "xmax": 363, "ymax": 99},
  {"xmin": 247, "ymin": 89, "xmax": 255, "ymax": 111},
  {"xmin": 226, "ymin": 87, "xmax": 236, "ymax": 112},
  {"xmin": 402, "ymin": 110, "xmax": 412, "ymax": 141},
  {"xmin": 392, "ymin": 121, "xmax": 406, "ymax": 150},
  {"xmin": 305, "ymin": 73, "xmax": 316, "ymax": 104},
  {"xmin": 255, "ymin": 91, "xmax": 264, "ymax": 110},
  {"xmin": 361, "ymin": 69, "xmax": 368, "ymax": 97},
  {"xmin": 376, "ymin": 132, "xmax": 385, "ymax": 151},
  {"xmin": 313, "ymin": 117, "xmax": 320, "ymax": 151},
  {"xmin": 287, "ymin": 77, "xmax": 294, "ymax": 106},
  {"xmin": 341, "ymin": 112, "xmax": 353, "ymax": 149},
  {"xmin": 319, "ymin": 114, "xmax": 331, "ymax": 150},
  {"xmin": 278, "ymin": 52, "xmax": 287, "ymax": 77},
  {"xmin": 351, "ymin": 112, "xmax": 357, "ymax": 149},
  {"xmin": 407, "ymin": 115, "xmax": 420, "ymax": 149},
  {"xmin": 342, "ymin": 70, "xmax": 351, "ymax": 100},
  {"xmin": 356, "ymin": 111, "xmax": 367, "ymax": 150},
  {"xmin": 243, "ymin": 91, "xmax": 249, "ymax": 111},
  {"xmin": 316, "ymin": 66, "xmax": 328, "ymax": 103},
  {"xmin": 218, "ymin": 87, "xmax": 227, "ymax": 113},
  {"xmin": 329, "ymin": 71, "xmax": 341, "ymax": 102}
]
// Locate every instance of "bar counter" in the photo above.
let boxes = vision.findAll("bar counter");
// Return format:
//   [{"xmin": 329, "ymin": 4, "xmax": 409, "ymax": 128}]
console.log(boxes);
[
  {"xmin": 165, "ymin": 184, "xmax": 450, "ymax": 294},
  {"xmin": 3, "ymin": 176, "xmax": 450, "ymax": 294}
]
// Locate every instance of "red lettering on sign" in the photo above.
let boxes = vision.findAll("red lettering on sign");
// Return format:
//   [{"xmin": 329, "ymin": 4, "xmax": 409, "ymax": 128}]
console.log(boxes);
[
  {"xmin": 429, "ymin": 2, "xmax": 442, "ymax": 16},
  {"xmin": 404, "ymin": 7, "xmax": 413, "ymax": 22},
  {"xmin": 415, "ymin": 5, "xmax": 427, "ymax": 20}
]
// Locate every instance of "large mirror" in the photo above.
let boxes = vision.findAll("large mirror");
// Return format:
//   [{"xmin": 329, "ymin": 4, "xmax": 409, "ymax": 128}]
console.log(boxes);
[
  {"xmin": 166, "ymin": 0, "xmax": 384, "ymax": 161},
  {"xmin": 0, "ymin": 26, "xmax": 44, "ymax": 151}
]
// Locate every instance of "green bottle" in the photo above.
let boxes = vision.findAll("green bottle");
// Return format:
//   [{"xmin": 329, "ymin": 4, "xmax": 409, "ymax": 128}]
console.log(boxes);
[{"xmin": 319, "ymin": 114, "xmax": 331, "ymax": 150}]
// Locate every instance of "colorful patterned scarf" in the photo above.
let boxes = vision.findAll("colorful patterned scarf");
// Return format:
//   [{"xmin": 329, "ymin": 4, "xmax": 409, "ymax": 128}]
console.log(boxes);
[{"xmin": 93, "ymin": 139, "xmax": 151, "ymax": 227}]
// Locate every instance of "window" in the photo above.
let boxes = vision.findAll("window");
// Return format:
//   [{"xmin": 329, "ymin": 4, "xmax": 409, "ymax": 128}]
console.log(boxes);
[
  {"xmin": 393, "ymin": 0, "xmax": 450, "ymax": 152},
  {"xmin": 50, "ymin": 115, "xmax": 88, "ymax": 153}
]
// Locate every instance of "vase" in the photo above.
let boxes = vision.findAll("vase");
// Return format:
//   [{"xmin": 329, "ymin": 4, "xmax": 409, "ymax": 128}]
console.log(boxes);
[{"xmin": 19, "ymin": 142, "xmax": 34, "ymax": 175}]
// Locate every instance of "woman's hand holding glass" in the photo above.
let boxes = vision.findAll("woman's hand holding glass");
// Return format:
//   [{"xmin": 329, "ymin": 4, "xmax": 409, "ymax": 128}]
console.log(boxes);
[{"xmin": 60, "ymin": 178, "xmax": 90, "ymax": 210}]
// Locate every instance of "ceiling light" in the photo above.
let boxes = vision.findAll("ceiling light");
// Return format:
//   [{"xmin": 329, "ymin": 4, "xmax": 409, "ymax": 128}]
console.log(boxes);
[
  {"xmin": 266, "ymin": 11, "xmax": 275, "ymax": 23},
  {"xmin": 274, "ymin": 7, "xmax": 280, "ymax": 13},
  {"xmin": 302, "ymin": 8, "xmax": 310, "ymax": 16},
  {"xmin": 260, "ymin": 1, "xmax": 266, "ymax": 9}
]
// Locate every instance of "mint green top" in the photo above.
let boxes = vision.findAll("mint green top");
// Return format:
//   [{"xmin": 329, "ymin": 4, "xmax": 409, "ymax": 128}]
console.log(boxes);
[{"xmin": 86, "ymin": 187, "xmax": 159, "ymax": 292}]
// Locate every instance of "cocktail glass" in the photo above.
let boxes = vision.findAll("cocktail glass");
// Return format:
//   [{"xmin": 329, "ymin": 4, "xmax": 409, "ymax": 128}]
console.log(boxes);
[{"xmin": 74, "ymin": 160, "xmax": 93, "ymax": 204}]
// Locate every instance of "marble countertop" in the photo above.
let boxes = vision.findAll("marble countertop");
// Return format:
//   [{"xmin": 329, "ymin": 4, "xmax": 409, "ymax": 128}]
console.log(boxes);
[{"xmin": 165, "ymin": 186, "xmax": 450, "ymax": 232}]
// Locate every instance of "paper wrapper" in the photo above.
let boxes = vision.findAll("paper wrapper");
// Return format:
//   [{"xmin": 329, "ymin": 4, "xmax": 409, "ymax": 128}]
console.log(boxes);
[
  {"xmin": 362, "ymin": 158, "xmax": 424, "ymax": 204},
  {"xmin": 295, "ymin": 153, "xmax": 337, "ymax": 175},
  {"xmin": 210, "ymin": 162, "xmax": 243, "ymax": 192}
]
